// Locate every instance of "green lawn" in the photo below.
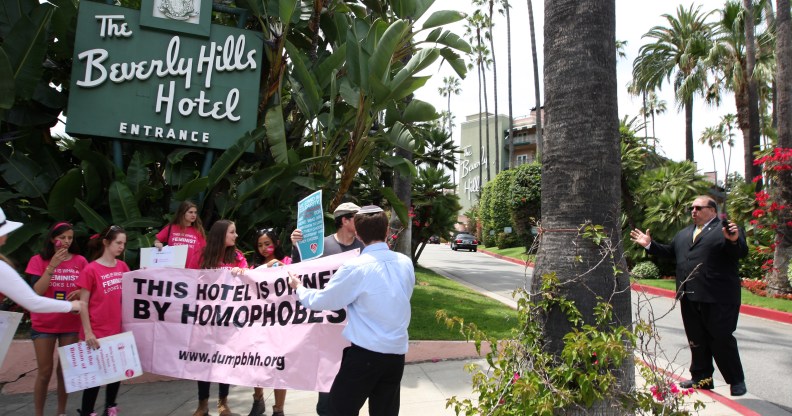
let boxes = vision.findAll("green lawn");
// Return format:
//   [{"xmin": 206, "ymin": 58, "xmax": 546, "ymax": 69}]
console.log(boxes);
[
  {"xmin": 410, "ymin": 266, "xmax": 518, "ymax": 340},
  {"xmin": 636, "ymin": 279, "xmax": 792, "ymax": 313},
  {"xmin": 479, "ymin": 245, "xmax": 535, "ymax": 263}
]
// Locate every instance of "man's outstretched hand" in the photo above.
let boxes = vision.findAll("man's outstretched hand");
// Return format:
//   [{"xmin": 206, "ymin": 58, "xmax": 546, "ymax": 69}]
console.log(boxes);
[{"xmin": 630, "ymin": 228, "xmax": 652, "ymax": 248}]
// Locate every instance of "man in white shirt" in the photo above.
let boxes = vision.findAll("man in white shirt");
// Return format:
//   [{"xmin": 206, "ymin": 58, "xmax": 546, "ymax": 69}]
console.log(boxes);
[{"xmin": 288, "ymin": 205, "xmax": 414, "ymax": 416}]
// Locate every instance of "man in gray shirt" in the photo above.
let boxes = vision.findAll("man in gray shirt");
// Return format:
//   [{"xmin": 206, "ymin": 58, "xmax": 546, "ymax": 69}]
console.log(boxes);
[{"xmin": 291, "ymin": 202, "xmax": 364, "ymax": 263}]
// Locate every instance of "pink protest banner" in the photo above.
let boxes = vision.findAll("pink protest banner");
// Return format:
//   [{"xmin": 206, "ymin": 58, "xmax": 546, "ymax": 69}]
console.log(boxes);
[{"xmin": 121, "ymin": 250, "xmax": 358, "ymax": 392}]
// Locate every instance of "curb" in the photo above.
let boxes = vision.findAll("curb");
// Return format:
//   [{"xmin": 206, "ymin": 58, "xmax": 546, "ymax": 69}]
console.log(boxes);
[
  {"xmin": 631, "ymin": 283, "xmax": 792, "ymax": 325},
  {"xmin": 478, "ymin": 248, "xmax": 534, "ymax": 267},
  {"xmin": 644, "ymin": 360, "xmax": 763, "ymax": 416}
]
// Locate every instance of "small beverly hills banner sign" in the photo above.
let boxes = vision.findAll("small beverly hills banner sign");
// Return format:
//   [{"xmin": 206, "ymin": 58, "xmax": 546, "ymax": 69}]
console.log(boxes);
[{"xmin": 66, "ymin": 1, "xmax": 263, "ymax": 150}]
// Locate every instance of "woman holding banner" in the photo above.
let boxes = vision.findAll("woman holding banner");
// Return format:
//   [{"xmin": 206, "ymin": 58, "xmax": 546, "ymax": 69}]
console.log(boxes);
[
  {"xmin": 25, "ymin": 222, "xmax": 88, "ymax": 416},
  {"xmin": 194, "ymin": 220, "xmax": 247, "ymax": 416},
  {"xmin": 153, "ymin": 201, "xmax": 206, "ymax": 269},
  {"xmin": 248, "ymin": 227, "xmax": 289, "ymax": 416},
  {"xmin": 76, "ymin": 225, "xmax": 130, "ymax": 416},
  {"xmin": 0, "ymin": 209, "xmax": 81, "ymax": 313}
]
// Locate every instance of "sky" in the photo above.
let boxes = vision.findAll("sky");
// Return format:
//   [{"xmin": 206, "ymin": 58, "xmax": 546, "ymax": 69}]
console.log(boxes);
[{"xmin": 414, "ymin": 0, "xmax": 741, "ymax": 183}]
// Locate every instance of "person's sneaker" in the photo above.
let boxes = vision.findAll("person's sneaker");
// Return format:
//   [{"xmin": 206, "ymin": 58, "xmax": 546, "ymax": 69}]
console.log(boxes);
[
  {"xmin": 679, "ymin": 379, "xmax": 713, "ymax": 389},
  {"xmin": 102, "ymin": 403, "xmax": 119, "ymax": 416},
  {"xmin": 731, "ymin": 381, "xmax": 747, "ymax": 396}
]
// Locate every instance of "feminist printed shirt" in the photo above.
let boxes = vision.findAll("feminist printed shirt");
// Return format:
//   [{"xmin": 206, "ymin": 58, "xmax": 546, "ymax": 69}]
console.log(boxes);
[
  {"xmin": 156, "ymin": 225, "xmax": 206, "ymax": 269},
  {"xmin": 77, "ymin": 260, "xmax": 130, "ymax": 339},
  {"xmin": 26, "ymin": 254, "xmax": 88, "ymax": 333}
]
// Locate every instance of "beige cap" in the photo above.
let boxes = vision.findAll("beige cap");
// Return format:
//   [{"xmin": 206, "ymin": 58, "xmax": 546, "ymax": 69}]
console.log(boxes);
[{"xmin": 333, "ymin": 202, "xmax": 361, "ymax": 218}]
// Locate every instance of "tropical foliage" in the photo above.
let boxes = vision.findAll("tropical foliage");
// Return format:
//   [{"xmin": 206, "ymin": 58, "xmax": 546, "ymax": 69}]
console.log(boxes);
[{"xmin": 0, "ymin": 0, "xmax": 471, "ymax": 266}]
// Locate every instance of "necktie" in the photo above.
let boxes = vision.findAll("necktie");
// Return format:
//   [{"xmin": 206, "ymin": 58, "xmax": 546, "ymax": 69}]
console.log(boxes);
[{"xmin": 692, "ymin": 225, "xmax": 703, "ymax": 242}]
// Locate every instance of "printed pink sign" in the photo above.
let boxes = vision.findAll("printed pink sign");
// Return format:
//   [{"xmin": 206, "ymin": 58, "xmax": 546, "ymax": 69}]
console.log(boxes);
[{"xmin": 122, "ymin": 251, "xmax": 358, "ymax": 392}]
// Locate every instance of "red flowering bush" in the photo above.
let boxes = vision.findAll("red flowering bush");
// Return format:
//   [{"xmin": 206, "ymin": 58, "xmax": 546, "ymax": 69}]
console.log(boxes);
[
  {"xmin": 741, "ymin": 278, "xmax": 792, "ymax": 300},
  {"xmin": 748, "ymin": 148, "xmax": 792, "ymax": 281}
]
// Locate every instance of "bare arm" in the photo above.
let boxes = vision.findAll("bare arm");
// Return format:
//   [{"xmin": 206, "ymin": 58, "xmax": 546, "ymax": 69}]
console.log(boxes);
[{"xmin": 79, "ymin": 288, "xmax": 99, "ymax": 349}]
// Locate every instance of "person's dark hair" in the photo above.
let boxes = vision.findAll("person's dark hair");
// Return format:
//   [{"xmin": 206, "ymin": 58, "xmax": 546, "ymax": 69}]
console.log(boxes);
[
  {"xmin": 695, "ymin": 195, "xmax": 718, "ymax": 211},
  {"xmin": 354, "ymin": 212, "xmax": 389, "ymax": 245},
  {"xmin": 334, "ymin": 213, "xmax": 354, "ymax": 229},
  {"xmin": 41, "ymin": 222, "xmax": 80, "ymax": 260},
  {"xmin": 170, "ymin": 200, "xmax": 206, "ymax": 239},
  {"xmin": 86, "ymin": 225, "xmax": 126, "ymax": 261},
  {"xmin": 201, "ymin": 220, "xmax": 237, "ymax": 269},
  {"xmin": 251, "ymin": 228, "xmax": 286, "ymax": 267}
]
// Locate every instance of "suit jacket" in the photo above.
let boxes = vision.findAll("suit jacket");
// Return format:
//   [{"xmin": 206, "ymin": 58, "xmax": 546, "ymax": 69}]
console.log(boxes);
[{"xmin": 647, "ymin": 218, "xmax": 748, "ymax": 304}]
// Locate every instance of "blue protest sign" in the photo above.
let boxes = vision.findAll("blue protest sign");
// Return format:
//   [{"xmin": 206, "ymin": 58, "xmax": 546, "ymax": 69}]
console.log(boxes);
[{"xmin": 296, "ymin": 190, "xmax": 324, "ymax": 261}]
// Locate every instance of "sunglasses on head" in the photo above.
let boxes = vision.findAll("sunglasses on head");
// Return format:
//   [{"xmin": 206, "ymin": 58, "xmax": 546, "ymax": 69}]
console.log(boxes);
[
  {"xmin": 104, "ymin": 224, "xmax": 122, "ymax": 238},
  {"xmin": 258, "ymin": 227, "xmax": 276, "ymax": 234}
]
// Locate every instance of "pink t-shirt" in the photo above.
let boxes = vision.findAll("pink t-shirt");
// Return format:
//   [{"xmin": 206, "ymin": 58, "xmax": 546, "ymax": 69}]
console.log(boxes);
[
  {"xmin": 76, "ymin": 260, "xmax": 130, "ymax": 339},
  {"xmin": 155, "ymin": 224, "xmax": 206, "ymax": 269},
  {"xmin": 220, "ymin": 250, "xmax": 248, "ymax": 269},
  {"xmin": 25, "ymin": 254, "xmax": 88, "ymax": 333}
]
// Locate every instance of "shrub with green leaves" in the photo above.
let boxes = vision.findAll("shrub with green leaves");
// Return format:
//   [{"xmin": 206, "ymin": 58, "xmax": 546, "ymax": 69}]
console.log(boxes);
[
  {"xmin": 631, "ymin": 261, "xmax": 661, "ymax": 280},
  {"xmin": 438, "ymin": 272, "xmax": 703, "ymax": 415},
  {"xmin": 496, "ymin": 231, "xmax": 519, "ymax": 249}
]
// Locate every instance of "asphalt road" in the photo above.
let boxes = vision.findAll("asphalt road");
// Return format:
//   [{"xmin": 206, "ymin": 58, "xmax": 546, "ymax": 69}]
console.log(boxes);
[{"xmin": 417, "ymin": 243, "xmax": 792, "ymax": 415}]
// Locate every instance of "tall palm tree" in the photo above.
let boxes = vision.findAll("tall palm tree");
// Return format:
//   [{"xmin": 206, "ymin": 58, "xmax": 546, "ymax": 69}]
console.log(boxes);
[
  {"xmin": 465, "ymin": 11, "xmax": 488, "ymax": 196},
  {"xmin": 633, "ymin": 5, "xmax": 714, "ymax": 162},
  {"xmin": 527, "ymin": 0, "xmax": 543, "ymax": 162},
  {"xmin": 500, "ymin": 0, "xmax": 515, "ymax": 169},
  {"xmin": 627, "ymin": 81, "xmax": 650, "ymax": 143},
  {"xmin": 720, "ymin": 113, "xmax": 737, "ymax": 179},
  {"xmin": 743, "ymin": 0, "xmax": 762, "ymax": 188},
  {"xmin": 534, "ymin": 0, "xmax": 633, "ymax": 412},
  {"xmin": 486, "ymin": 0, "xmax": 500, "ymax": 174},
  {"xmin": 708, "ymin": 0, "xmax": 771, "ymax": 187},
  {"xmin": 769, "ymin": 0, "xmax": 792, "ymax": 296},
  {"xmin": 699, "ymin": 125, "xmax": 724, "ymax": 182},
  {"xmin": 640, "ymin": 91, "xmax": 667, "ymax": 141},
  {"xmin": 437, "ymin": 76, "xmax": 461, "ymax": 134}
]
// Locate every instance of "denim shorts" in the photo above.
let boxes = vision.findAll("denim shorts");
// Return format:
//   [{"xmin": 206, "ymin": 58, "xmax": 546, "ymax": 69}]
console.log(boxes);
[{"xmin": 30, "ymin": 328, "xmax": 79, "ymax": 340}]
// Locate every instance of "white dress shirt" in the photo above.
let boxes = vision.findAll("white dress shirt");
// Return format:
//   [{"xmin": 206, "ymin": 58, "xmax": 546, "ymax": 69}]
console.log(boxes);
[
  {"xmin": 1, "ymin": 260, "xmax": 72, "ymax": 313},
  {"xmin": 296, "ymin": 242, "xmax": 415, "ymax": 354}
]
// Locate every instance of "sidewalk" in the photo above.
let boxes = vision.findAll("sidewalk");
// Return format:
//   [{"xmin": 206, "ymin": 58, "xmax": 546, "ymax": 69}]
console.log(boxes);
[{"xmin": 0, "ymin": 340, "xmax": 759, "ymax": 416}]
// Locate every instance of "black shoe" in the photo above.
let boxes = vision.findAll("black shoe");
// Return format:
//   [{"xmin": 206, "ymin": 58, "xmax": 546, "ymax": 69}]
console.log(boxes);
[
  {"xmin": 731, "ymin": 381, "xmax": 747, "ymax": 396},
  {"xmin": 247, "ymin": 398, "xmax": 266, "ymax": 416},
  {"xmin": 679, "ymin": 379, "xmax": 713, "ymax": 389}
]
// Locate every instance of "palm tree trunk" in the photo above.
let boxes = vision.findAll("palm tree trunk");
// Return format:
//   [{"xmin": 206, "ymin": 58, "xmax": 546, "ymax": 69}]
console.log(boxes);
[
  {"xmin": 482, "ymin": 65, "xmax": 491, "ymax": 182},
  {"xmin": 651, "ymin": 110, "xmax": 657, "ymax": 141},
  {"xmin": 744, "ymin": 0, "xmax": 763, "ymax": 189},
  {"xmin": 642, "ymin": 91, "xmax": 649, "ymax": 144},
  {"xmin": 506, "ymin": 1, "xmax": 515, "ymax": 169},
  {"xmin": 534, "ymin": 0, "xmax": 633, "ymax": 412},
  {"xmin": 769, "ymin": 0, "xmax": 792, "ymax": 296},
  {"xmin": 478, "ymin": 58, "xmax": 484, "ymax": 196},
  {"xmin": 392, "ymin": 146, "xmax": 412, "ymax": 257},
  {"xmin": 488, "ymin": 1, "xmax": 500, "ymax": 174},
  {"xmin": 527, "ymin": 0, "xmax": 542, "ymax": 162},
  {"xmin": 685, "ymin": 97, "xmax": 694, "ymax": 161}
]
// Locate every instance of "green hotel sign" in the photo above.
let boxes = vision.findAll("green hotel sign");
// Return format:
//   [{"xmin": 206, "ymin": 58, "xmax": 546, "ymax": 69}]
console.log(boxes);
[{"xmin": 66, "ymin": 2, "xmax": 263, "ymax": 150}]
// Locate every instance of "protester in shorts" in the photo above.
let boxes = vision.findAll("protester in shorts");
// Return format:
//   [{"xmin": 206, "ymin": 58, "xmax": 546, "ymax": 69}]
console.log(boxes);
[
  {"xmin": 0, "ymin": 208, "xmax": 81, "ymax": 314},
  {"xmin": 25, "ymin": 222, "xmax": 88, "ymax": 416}
]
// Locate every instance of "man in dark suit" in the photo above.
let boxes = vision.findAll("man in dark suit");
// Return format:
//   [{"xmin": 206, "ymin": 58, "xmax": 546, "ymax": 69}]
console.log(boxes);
[{"xmin": 630, "ymin": 195, "xmax": 748, "ymax": 396}]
